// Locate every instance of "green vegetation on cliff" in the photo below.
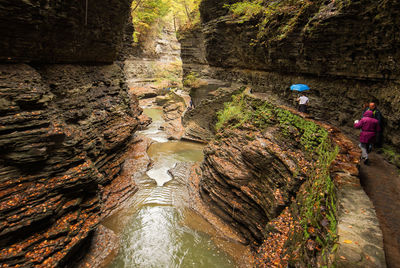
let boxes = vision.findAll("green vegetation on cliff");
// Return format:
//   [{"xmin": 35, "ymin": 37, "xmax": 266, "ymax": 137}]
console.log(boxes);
[
  {"xmin": 216, "ymin": 91, "xmax": 338, "ymax": 266},
  {"xmin": 223, "ymin": 0, "xmax": 371, "ymax": 43},
  {"xmin": 216, "ymin": 92, "xmax": 328, "ymax": 154},
  {"xmin": 294, "ymin": 141, "xmax": 339, "ymax": 266},
  {"xmin": 224, "ymin": 0, "xmax": 319, "ymax": 42},
  {"xmin": 183, "ymin": 71, "xmax": 202, "ymax": 88}
]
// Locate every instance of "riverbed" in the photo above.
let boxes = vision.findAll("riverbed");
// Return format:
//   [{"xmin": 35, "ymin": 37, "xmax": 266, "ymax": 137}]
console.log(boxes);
[{"xmin": 103, "ymin": 108, "xmax": 237, "ymax": 267}]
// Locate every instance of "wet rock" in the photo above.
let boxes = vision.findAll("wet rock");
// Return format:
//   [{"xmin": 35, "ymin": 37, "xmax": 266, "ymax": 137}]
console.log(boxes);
[
  {"xmin": 178, "ymin": 24, "xmax": 208, "ymax": 67},
  {"xmin": 101, "ymin": 135, "xmax": 153, "ymax": 218},
  {"xmin": 168, "ymin": 162, "xmax": 194, "ymax": 189},
  {"xmin": 0, "ymin": 0, "xmax": 131, "ymax": 63},
  {"xmin": 179, "ymin": 1, "xmax": 400, "ymax": 151},
  {"xmin": 194, "ymin": 94, "xmax": 385, "ymax": 266},
  {"xmin": 117, "ymin": 13, "xmax": 137, "ymax": 61},
  {"xmin": 199, "ymin": 126, "xmax": 309, "ymax": 243},
  {"xmin": 74, "ymin": 225, "xmax": 120, "ymax": 268},
  {"xmin": 137, "ymin": 113, "xmax": 152, "ymax": 130},
  {"xmin": 155, "ymin": 95, "xmax": 170, "ymax": 106},
  {"xmin": 198, "ymin": 1, "xmax": 400, "ymax": 79},
  {"xmin": 183, "ymin": 86, "xmax": 242, "ymax": 142},
  {"xmin": 161, "ymin": 92, "xmax": 187, "ymax": 140},
  {"xmin": 189, "ymin": 79, "xmax": 231, "ymax": 107},
  {"xmin": 336, "ymin": 185, "xmax": 386, "ymax": 267},
  {"xmin": 0, "ymin": 63, "xmax": 141, "ymax": 267},
  {"xmin": 130, "ymin": 86, "xmax": 159, "ymax": 99}
]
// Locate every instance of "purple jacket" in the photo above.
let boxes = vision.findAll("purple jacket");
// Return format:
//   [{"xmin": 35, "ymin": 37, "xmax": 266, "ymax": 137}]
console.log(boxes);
[{"xmin": 354, "ymin": 110, "xmax": 381, "ymax": 143}]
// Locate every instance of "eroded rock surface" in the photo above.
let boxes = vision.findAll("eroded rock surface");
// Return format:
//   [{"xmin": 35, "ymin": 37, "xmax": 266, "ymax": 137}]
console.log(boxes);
[
  {"xmin": 183, "ymin": 86, "xmax": 240, "ymax": 142},
  {"xmin": 75, "ymin": 225, "xmax": 120, "ymax": 268},
  {"xmin": 180, "ymin": 0, "xmax": 400, "ymax": 151},
  {"xmin": 0, "ymin": 0, "xmax": 141, "ymax": 265},
  {"xmin": 161, "ymin": 93, "xmax": 186, "ymax": 140},
  {"xmin": 0, "ymin": 63, "xmax": 141, "ymax": 266},
  {"xmin": 194, "ymin": 93, "xmax": 385, "ymax": 267},
  {"xmin": 0, "ymin": 0, "xmax": 131, "ymax": 63},
  {"xmin": 199, "ymin": 124, "xmax": 310, "ymax": 243}
]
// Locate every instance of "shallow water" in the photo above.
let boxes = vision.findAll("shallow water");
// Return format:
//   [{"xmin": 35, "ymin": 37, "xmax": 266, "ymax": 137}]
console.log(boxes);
[
  {"xmin": 104, "ymin": 108, "xmax": 236, "ymax": 268},
  {"xmin": 140, "ymin": 108, "xmax": 169, "ymax": 143},
  {"xmin": 147, "ymin": 141, "xmax": 204, "ymax": 186}
]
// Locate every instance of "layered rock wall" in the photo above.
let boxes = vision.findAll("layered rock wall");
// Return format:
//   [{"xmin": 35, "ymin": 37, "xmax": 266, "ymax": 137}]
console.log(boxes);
[
  {"xmin": 200, "ymin": 0, "xmax": 400, "ymax": 80},
  {"xmin": 199, "ymin": 125, "xmax": 307, "ymax": 242},
  {"xmin": 0, "ymin": 0, "xmax": 139, "ymax": 266},
  {"xmin": 0, "ymin": 0, "xmax": 131, "ymax": 63},
  {"xmin": 0, "ymin": 63, "xmax": 140, "ymax": 266},
  {"xmin": 180, "ymin": 0, "xmax": 400, "ymax": 150},
  {"xmin": 196, "ymin": 93, "xmax": 385, "ymax": 266}
]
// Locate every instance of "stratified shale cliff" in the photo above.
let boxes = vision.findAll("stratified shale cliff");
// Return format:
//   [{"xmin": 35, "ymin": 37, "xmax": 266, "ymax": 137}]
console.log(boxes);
[
  {"xmin": 0, "ymin": 0, "xmax": 131, "ymax": 63},
  {"xmin": 180, "ymin": 0, "xmax": 400, "ymax": 151},
  {"xmin": 199, "ymin": 121, "xmax": 308, "ymax": 243},
  {"xmin": 194, "ymin": 93, "xmax": 385, "ymax": 267},
  {"xmin": 0, "ymin": 0, "xmax": 139, "ymax": 266}
]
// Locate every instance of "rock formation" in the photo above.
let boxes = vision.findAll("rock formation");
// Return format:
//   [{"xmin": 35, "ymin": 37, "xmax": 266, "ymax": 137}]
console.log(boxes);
[
  {"xmin": 180, "ymin": 0, "xmax": 400, "ymax": 151},
  {"xmin": 182, "ymin": 85, "xmax": 239, "ymax": 141},
  {"xmin": 0, "ymin": 0, "xmax": 139, "ymax": 266},
  {"xmin": 193, "ymin": 93, "xmax": 385, "ymax": 266},
  {"xmin": 0, "ymin": 0, "xmax": 131, "ymax": 63},
  {"xmin": 199, "ymin": 125, "xmax": 307, "ymax": 243},
  {"xmin": 0, "ymin": 63, "xmax": 140, "ymax": 267}
]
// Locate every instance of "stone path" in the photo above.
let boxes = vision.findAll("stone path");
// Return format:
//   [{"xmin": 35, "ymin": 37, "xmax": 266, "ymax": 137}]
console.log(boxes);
[{"xmin": 360, "ymin": 153, "xmax": 400, "ymax": 268}]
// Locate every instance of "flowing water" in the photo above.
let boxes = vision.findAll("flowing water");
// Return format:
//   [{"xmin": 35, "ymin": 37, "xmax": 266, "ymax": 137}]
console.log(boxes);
[{"xmin": 104, "ymin": 108, "xmax": 237, "ymax": 268}]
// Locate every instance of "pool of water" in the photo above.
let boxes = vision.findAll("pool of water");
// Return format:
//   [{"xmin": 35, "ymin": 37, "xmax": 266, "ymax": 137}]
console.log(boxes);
[
  {"xmin": 139, "ymin": 108, "xmax": 169, "ymax": 143},
  {"xmin": 103, "ymin": 108, "xmax": 237, "ymax": 268}
]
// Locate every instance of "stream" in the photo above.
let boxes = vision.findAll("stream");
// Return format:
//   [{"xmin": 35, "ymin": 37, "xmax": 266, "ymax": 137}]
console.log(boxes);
[{"xmin": 103, "ymin": 108, "xmax": 237, "ymax": 267}]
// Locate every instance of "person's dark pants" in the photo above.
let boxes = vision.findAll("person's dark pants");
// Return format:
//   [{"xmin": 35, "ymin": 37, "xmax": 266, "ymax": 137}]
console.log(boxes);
[
  {"xmin": 375, "ymin": 131, "xmax": 383, "ymax": 148},
  {"xmin": 298, "ymin": 104, "xmax": 308, "ymax": 113}
]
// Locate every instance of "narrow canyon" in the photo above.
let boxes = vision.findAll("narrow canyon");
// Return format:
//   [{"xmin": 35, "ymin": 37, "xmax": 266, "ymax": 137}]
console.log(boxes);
[{"xmin": 0, "ymin": 0, "xmax": 399, "ymax": 267}]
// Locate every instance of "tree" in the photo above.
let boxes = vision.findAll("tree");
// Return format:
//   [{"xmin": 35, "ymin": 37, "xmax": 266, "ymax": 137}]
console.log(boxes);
[
  {"xmin": 130, "ymin": 0, "xmax": 200, "ymax": 42},
  {"xmin": 131, "ymin": 0, "xmax": 170, "ymax": 42}
]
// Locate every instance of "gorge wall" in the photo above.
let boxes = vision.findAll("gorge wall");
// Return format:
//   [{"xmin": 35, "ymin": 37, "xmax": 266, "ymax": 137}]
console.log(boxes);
[
  {"xmin": 180, "ymin": 0, "xmax": 392, "ymax": 266},
  {"xmin": 193, "ymin": 93, "xmax": 385, "ymax": 267},
  {"xmin": 0, "ymin": 1, "xmax": 139, "ymax": 266},
  {"xmin": 0, "ymin": 0, "xmax": 131, "ymax": 63},
  {"xmin": 180, "ymin": 0, "xmax": 400, "ymax": 150}
]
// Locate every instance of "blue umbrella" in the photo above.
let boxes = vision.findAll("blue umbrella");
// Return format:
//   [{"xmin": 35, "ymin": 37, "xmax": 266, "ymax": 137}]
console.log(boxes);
[{"xmin": 290, "ymin": 84, "xmax": 310, "ymax": 92}]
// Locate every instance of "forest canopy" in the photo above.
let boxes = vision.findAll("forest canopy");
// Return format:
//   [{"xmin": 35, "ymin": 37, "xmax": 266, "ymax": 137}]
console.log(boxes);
[{"xmin": 131, "ymin": 0, "xmax": 200, "ymax": 42}]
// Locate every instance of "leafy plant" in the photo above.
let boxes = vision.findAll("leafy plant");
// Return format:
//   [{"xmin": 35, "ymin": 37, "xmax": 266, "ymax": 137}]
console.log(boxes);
[
  {"xmin": 183, "ymin": 71, "xmax": 206, "ymax": 88},
  {"xmin": 381, "ymin": 145, "xmax": 400, "ymax": 169},
  {"xmin": 215, "ymin": 92, "xmax": 339, "ymax": 266},
  {"xmin": 300, "ymin": 139, "xmax": 339, "ymax": 252},
  {"xmin": 215, "ymin": 93, "xmax": 251, "ymax": 130},
  {"xmin": 224, "ymin": 0, "xmax": 264, "ymax": 23},
  {"xmin": 131, "ymin": 0, "xmax": 170, "ymax": 43},
  {"xmin": 224, "ymin": 0, "xmax": 321, "ymax": 44},
  {"xmin": 131, "ymin": 0, "xmax": 201, "ymax": 43}
]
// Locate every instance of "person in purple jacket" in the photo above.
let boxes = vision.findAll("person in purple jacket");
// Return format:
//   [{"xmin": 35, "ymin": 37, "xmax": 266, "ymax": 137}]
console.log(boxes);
[{"xmin": 354, "ymin": 110, "xmax": 381, "ymax": 165}]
